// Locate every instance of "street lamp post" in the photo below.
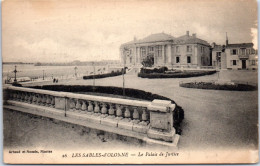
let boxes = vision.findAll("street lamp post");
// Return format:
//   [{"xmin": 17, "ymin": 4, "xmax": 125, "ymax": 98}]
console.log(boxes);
[
  {"xmin": 122, "ymin": 47, "xmax": 130, "ymax": 97},
  {"xmin": 123, "ymin": 55, "xmax": 125, "ymax": 97},
  {"xmin": 13, "ymin": 65, "xmax": 18, "ymax": 83},
  {"xmin": 74, "ymin": 66, "xmax": 78, "ymax": 77}
]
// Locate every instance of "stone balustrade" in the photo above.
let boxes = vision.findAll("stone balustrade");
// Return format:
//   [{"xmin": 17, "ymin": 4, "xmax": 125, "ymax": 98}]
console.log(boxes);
[{"xmin": 4, "ymin": 86, "xmax": 179, "ymax": 146}]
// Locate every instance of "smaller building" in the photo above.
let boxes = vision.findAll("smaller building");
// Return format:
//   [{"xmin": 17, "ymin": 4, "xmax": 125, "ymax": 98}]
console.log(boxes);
[
  {"xmin": 225, "ymin": 43, "xmax": 258, "ymax": 70},
  {"xmin": 212, "ymin": 43, "xmax": 225, "ymax": 69},
  {"xmin": 212, "ymin": 36, "xmax": 258, "ymax": 70}
]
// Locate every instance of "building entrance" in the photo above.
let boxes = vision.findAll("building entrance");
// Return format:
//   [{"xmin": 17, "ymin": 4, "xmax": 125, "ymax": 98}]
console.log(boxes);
[{"xmin": 242, "ymin": 60, "xmax": 246, "ymax": 69}]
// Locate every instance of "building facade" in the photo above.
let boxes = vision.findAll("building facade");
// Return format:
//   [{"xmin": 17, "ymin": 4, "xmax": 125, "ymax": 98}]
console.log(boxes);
[
  {"xmin": 120, "ymin": 31, "xmax": 211, "ymax": 68},
  {"xmin": 212, "ymin": 38, "xmax": 258, "ymax": 70},
  {"xmin": 225, "ymin": 43, "xmax": 258, "ymax": 70}
]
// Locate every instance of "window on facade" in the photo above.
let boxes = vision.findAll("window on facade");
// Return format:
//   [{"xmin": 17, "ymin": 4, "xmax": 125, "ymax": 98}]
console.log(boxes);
[
  {"xmin": 187, "ymin": 56, "xmax": 191, "ymax": 63},
  {"xmin": 141, "ymin": 47, "xmax": 146, "ymax": 57},
  {"xmin": 187, "ymin": 45, "xmax": 192, "ymax": 52},
  {"xmin": 233, "ymin": 60, "xmax": 237, "ymax": 65},
  {"xmin": 241, "ymin": 48, "xmax": 246, "ymax": 55},
  {"xmin": 246, "ymin": 49, "xmax": 251, "ymax": 55},
  {"xmin": 157, "ymin": 46, "xmax": 162, "ymax": 57},
  {"xmin": 176, "ymin": 46, "xmax": 180, "ymax": 53},
  {"xmin": 176, "ymin": 57, "xmax": 180, "ymax": 63},
  {"xmin": 148, "ymin": 46, "xmax": 154, "ymax": 52},
  {"xmin": 232, "ymin": 49, "xmax": 237, "ymax": 55},
  {"xmin": 251, "ymin": 60, "xmax": 256, "ymax": 65},
  {"xmin": 201, "ymin": 46, "xmax": 205, "ymax": 53}
]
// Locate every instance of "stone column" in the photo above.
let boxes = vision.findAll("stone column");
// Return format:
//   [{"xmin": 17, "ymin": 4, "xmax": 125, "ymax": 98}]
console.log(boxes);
[
  {"xmin": 167, "ymin": 44, "xmax": 172, "ymax": 64},
  {"xmin": 136, "ymin": 47, "xmax": 139, "ymax": 64},
  {"xmin": 134, "ymin": 47, "xmax": 137, "ymax": 65},
  {"xmin": 139, "ymin": 47, "xmax": 142, "ymax": 64},
  {"xmin": 145, "ymin": 46, "xmax": 148, "ymax": 59},
  {"xmin": 162, "ymin": 45, "xmax": 165, "ymax": 65}
]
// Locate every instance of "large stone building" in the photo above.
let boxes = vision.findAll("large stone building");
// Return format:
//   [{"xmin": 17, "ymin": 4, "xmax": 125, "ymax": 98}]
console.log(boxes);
[
  {"xmin": 120, "ymin": 31, "xmax": 211, "ymax": 68},
  {"xmin": 212, "ymin": 36, "xmax": 258, "ymax": 70}
]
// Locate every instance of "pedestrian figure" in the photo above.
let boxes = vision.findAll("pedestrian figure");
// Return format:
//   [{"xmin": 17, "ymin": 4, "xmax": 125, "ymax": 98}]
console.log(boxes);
[
  {"xmin": 53, "ymin": 78, "xmax": 56, "ymax": 83},
  {"xmin": 56, "ymin": 79, "xmax": 58, "ymax": 83}
]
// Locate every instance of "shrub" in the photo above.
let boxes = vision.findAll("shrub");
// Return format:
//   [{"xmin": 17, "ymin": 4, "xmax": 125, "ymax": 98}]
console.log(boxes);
[
  {"xmin": 138, "ymin": 70, "xmax": 217, "ymax": 78},
  {"xmin": 140, "ymin": 66, "xmax": 169, "ymax": 74},
  {"xmin": 180, "ymin": 82, "xmax": 257, "ymax": 91},
  {"xmin": 83, "ymin": 70, "xmax": 125, "ymax": 80},
  {"xmin": 28, "ymin": 85, "xmax": 184, "ymax": 134}
]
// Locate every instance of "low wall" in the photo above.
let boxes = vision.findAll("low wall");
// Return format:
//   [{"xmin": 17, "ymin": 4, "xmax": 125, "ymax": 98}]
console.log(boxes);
[{"xmin": 4, "ymin": 86, "xmax": 180, "ymax": 147}]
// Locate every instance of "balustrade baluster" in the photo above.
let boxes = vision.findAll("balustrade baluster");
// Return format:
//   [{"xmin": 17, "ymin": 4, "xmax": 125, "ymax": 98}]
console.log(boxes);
[
  {"xmin": 16, "ymin": 92, "xmax": 21, "ymax": 101},
  {"xmin": 87, "ymin": 101, "xmax": 93, "ymax": 113},
  {"xmin": 26, "ymin": 93, "xmax": 29, "ymax": 102},
  {"xmin": 81, "ymin": 101, "xmax": 87, "ymax": 113},
  {"xmin": 108, "ymin": 104, "xmax": 115, "ymax": 116},
  {"xmin": 32, "ymin": 94, "xmax": 37, "ymax": 104},
  {"xmin": 21, "ymin": 92, "xmax": 25, "ymax": 102},
  {"xmin": 51, "ymin": 96, "xmax": 55, "ymax": 108},
  {"xmin": 116, "ymin": 105, "xmax": 122, "ymax": 117},
  {"xmin": 124, "ymin": 106, "xmax": 131, "ymax": 119},
  {"xmin": 132, "ymin": 107, "xmax": 140, "ymax": 123},
  {"xmin": 69, "ymin": 99, "xmax": 76, "ymax": 111},
  {"xmin": 36, "ymin": 94, "xmax": 41, "ymax": 105},
  {"xmin": 13, "ymin": 92, "xmax": 17, "ymax": 100},
  {"xmin": 141, "ymin": 108, "xmax": 148, "ymax": 122},
  {"xmin": 23, "ymin": 93, "xmax": 28, "ymax": 102},
  {"xmin": 46, "ymin": 95, "xmax": 51, "ymax": 106},
  {"xmin": 75, "ymin": 100, "xmax": 81, "ymax": 112},
  {"xmin": 28, "ymin": 93, "xmax": 33, "ymax": 103},
  {"xmin": 10, "ymin": 91, "xmax": 14, "ymax": 99},
  {"xmin": 94, "ymin": 102, "xmax": 100, "ymax": 114},
  {"xmin": 101, "ymin": 103, "xmax": 108, "ymax": 114},
  {"xmin": 42, "ymin": 95, "xmax": 47, "ymax": 106}
]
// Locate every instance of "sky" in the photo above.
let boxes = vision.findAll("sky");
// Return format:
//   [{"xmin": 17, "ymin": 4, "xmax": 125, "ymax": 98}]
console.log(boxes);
[{"xmin": 2, "ymin": 0, "xmax": 258, "ymax": 63}]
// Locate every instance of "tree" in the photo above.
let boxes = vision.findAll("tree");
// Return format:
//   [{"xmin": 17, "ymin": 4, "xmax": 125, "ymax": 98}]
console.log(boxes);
[{"xmin": 141, "ymin": 54, "xmax": 154, "ymax": 67}]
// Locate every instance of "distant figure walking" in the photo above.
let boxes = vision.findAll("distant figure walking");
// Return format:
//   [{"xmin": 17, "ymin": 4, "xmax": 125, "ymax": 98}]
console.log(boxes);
[
  {"xmin": 53, "ymin": 78, "xmax": 56, "ymax": 83},
  {"xmin": 56, "ymin": 79, "xmax": 58, "ymax": 83}
]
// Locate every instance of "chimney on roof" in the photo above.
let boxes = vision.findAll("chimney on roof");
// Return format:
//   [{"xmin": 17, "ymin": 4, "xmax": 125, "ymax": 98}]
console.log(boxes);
[
  {"xmin": 226, "ymin": 32, "xmax": 228, "ymax": 46},
  {"xmin": 192, "ymin": 33, "xmax": 196, "ymax": 38},
  {"xmin": 186, "ymin": 31, "xmax": 189, "ymax": 36}
]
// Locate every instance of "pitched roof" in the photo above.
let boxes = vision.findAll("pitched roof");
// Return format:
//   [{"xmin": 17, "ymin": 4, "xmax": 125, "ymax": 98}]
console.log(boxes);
[
  {"xmin": 121, "ymin": 32, "xmax": 175, "ymax": 47},
  {"xmin": 174, "ymin": 34, "xmax": 210, "ymax": 46},
  {"xmin": 121, "ymin": 32, "xmax": 210, "ymax": 47},
  {"xmin": 135, "ymin": 32, "xmax": 175, "ymax": 43},
  {"xmin": 226, "ymin": 43, "xmax": 253, "ymax": 48}
]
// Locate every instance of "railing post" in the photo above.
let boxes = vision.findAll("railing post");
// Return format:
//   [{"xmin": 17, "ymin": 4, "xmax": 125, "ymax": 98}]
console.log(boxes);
[{"xmin": 147, "ymin": 99, "xmax": 176, "ymax": 142}]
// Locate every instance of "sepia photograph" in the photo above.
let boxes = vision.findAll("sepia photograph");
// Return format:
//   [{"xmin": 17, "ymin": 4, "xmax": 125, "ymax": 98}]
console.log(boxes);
[{"xmin": 2, "ymin": 0, "xmax": 258, "ymax": 164}]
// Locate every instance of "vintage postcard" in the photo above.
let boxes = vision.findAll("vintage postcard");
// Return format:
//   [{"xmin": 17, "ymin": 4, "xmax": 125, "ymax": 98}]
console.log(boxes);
[{"xmin": 2, "ymin": 0, "xmax": 258, "ymax": 164}]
